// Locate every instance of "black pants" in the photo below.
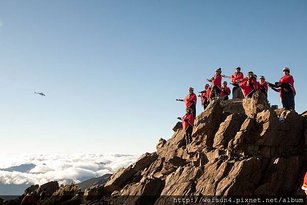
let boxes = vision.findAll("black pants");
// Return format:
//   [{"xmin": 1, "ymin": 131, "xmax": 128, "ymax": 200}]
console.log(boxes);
[
  {"xmin": 260, "ymin": 90, "xmax": 268, "ymax": 97},
  {"xmin": 211, "ymin": 86, "xmax": 221, "ymax": 98},
  {"xmin": 203, "ymin": 100, "xmax": 209, "ymax": 110},
  {"xmin": 185, "ymin": 125, "xmax": 193, "ymax": 146},
  {"xmin": 223, "ymin": 95, "xmax": 229, "ymax": 100},
  {"xmin": 189, "ymin": 104, "xmax": 196, "ymax": 118},
  {"xmin": 281, "ymin": 91, "xmax": 295, "ymax": 110},
  {"xmin": 232, "ymin": 85, "xmax": 244, "ymax": 99},
  {"xmin": 247, "ymin": 89, "xmax": 256, "ymax": 98}
]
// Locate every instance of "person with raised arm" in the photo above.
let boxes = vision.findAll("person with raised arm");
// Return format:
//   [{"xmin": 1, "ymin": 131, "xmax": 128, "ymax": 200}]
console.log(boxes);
[
  {"xmin": 176, "ymin": 87, "xmax": 197, "ymax": 117},
  {"xmin": 230, "ymin": 67, "xmax": 244, "ymax": 99},
  {"xmin": 269, "ymin": 67, "xmax": 296, "ymax": 110},
  {"xmin": 207, "ymin": 68, "xmax": 222, "ymax": 98}
]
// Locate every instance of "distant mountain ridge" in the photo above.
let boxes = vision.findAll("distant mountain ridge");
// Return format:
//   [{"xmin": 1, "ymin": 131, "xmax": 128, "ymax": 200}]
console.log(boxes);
[{"xmin": 0, "ymin": 163, "xmax": 35, "ymax": 173}]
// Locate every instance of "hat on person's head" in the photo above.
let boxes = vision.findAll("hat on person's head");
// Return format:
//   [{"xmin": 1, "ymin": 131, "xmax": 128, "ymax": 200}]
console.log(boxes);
[
  {"xmin": 216, "ymin": 68, "xmax": 222, "ymax": 72},
  {"xmin": 223, "ymin": 81, "xmax": 227, "ymax": 85},
  {"xmin": 283, "ymin": 67, "xmax": 290, "ymax": 73},
  {"xmin": 189, "ymin": 87, "xmax": 194, "ymax": 91},
  {"xmin": 302, "ymin": 172, "xmax": 307, "ymax": 191},
  {"xmin": 260, "ymin": 75, "xmax": 265, "ymax": 80},
  {"xmin": 236, "ymin": 67, "xmax": 241, "ymax": 71}
]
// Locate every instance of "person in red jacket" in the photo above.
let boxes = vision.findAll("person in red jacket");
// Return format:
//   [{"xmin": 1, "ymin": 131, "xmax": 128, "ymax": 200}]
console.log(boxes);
[
  {"xmin": 259, "ymin": 75, "xmax": 268, "ymax": 97},
  {"xmin": 302, "ymin": 172, "xmax": 307, "ymax": 195},
  {"xmin": 207, "ymin": 68, "xmax": 222, "ymax": 98},
  {"xmin": 198, "ymin": 84, "xmax": 210, "ymax": 110},
  {"xmin": 220, "ymin": 81, "xmax": 231, "ymax": 100},
  {"xmin": 176, "ymin": 87, "xmax": 197, "ymax": 117},
  {"xmin": 205, "ymin": 86, "xmax": 212, "ymax": 106},
  {"xmin": 269, "ymin": 67, "xmax": 296, "ymax": 110},
  {"xmin": 253, "ymin": 74, "xmax": 260, "ymax": 92},
  {"xmin": 179, "ymin": 108, "xmax": 195, "ymax": 146},
  {"xmin": 239, "ymin": 71, "xmax": 258, "ymax": 98},
  {"xmin": 231, "ymin": 67, "xmax": 244, "ymax": 99}
]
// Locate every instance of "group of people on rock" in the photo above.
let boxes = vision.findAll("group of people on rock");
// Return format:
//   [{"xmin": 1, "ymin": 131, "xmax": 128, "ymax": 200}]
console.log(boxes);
[
  {"xmin": 174, "ymin": 66, "xmax": 305, "ymax": 195},
  {"xmin": 176, "ymin": 66, "xmax": 296, "ymax": 148}
]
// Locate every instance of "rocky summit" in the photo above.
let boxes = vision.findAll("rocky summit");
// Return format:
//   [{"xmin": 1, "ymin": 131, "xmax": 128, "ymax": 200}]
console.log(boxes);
[{"xmin": 2, "ymin": 93, "xmax": 307, "ymax": 205}]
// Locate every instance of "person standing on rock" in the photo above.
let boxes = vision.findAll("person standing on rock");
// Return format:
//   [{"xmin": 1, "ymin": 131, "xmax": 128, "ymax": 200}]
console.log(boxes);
[
  {"xmin": 198, "ymin": 84, "xmax": 210, "ymax": 110},
  {"xmin": 176, "ymin": 87, "xmax": 197, "ymax": 118},
  {"xmin": 220, "ymin": 81, "xmax": 231, "ymax": 100},
  {"xmin": 230, "ymin": 66, "xmax": 244, "ymax": 99},
  {"xmin": 302, "ymin": 172, "xmax": 307, "ymax": 195},
  {"xmin": 239, "ymin": 71, "xmax": 258, "ymax": 98},
  {"xmin": 269, "ymin": 67, "xmax": 295, "ymax": 110},
  {"xmin": 259, "ymin": 75, "xmax": 268, "ymax": 97},
  {"xmin": 207, "ymin": 68, "xmax": 222, "ymax": 98},
  {"xmin": 179, "ymin": 108, "xmax": 194, "ymax": 146}
]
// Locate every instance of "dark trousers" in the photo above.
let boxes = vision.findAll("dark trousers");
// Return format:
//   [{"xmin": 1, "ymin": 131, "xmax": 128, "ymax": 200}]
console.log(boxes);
[
  {"xmin": 210, "ymin": 86, "xmax": 221, "ymax": 98},
  {"xmin": 203, "ymin": 100, "xmax": 209, "ymax": 110},
  {"xmin": 222, "ymin": 95, "xmax": 229, "ymax": 100},
  {"xmin": 281, "ymin": 91, "xmax": 295, "ymax": 110},
  {"xmin": 185, "ymin": 126, "xmax": 193, "ymax": 146},
  {"xmin": 247, "ymin": 89, "xmax": 256, "ymax": 98},
  {"xmin": 232, "ymin": 85, "xmax": 244, "ymax": 99},
  {"xmin": 189, "ymin": 104, "xmax": 196, "ymax": 118},
  {"xmin": 260, "ymin": 90, "xmax": 268, "ymax": 98}
]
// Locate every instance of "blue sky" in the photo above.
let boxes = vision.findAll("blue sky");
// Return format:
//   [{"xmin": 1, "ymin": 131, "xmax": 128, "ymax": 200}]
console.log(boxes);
[{"xmin": 0, "ymin": 0, "xmax": 306, "ymax": 155}]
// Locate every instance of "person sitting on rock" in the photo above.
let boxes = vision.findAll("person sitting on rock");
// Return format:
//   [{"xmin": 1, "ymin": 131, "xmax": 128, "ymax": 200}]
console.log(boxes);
[
  {"xmin": 259, "ymin": 75, "xmax": 268, "ymax": 97},
  {"xmin": 269, "ymin": 67, "xmax": 296, "ymax": 110},
  {"xmin": 176, "ymin": 87, "xmax": 197, "ymax": 118},
  {"xmin": 198, "ymin": 84, "xmax": 210, "ymax": 110},
  {"xmin": 239, "ymin": 71, "xmax": 258, "ymax": 98},
  {"xmin": 207, "ymin": 68, "xmax": 222, "ymax": 98},
  {"xmin": 220, "ymin": 81, "xmax": 231, "ymax": 100},
  {"xmin": 302, "ymin": 172, "xmax": 307, "ymax": 195},
  {"xmin": 178, "ymin": 108, "xmax": 194, "ymax": 147},
  {"xmin": 230, "ymin": 66, "xmax": 244, "ymax": 99}
]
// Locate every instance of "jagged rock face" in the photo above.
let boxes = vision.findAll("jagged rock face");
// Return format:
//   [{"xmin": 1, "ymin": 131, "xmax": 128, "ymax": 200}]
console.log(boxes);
[
  {"xmin": 100, "ymin": 95, "xmax": 306, "ymax": 204},
  {"xmin": 104, "ymin": 152, "xmax": 158, "ymax": 194},
  {"xmin": 38, "ymin": 181, "xmax": 59, "ymax": 197},
  {"xmin": 242, "ymin": 92, "xmax": 270, "ymax": 117}
]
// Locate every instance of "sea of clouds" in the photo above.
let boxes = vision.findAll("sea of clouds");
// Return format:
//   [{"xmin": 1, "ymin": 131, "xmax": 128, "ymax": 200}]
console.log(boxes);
[{"xmin": 0, "ymin": 153, "xmax": 138, "ymax": 186}]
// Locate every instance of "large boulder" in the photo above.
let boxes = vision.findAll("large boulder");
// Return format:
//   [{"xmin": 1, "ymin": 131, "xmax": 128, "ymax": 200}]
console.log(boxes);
[
  {"xmin": 38, "ymin": 181, "xmax": 59, "ymax": 197},
  {"xmin": 242, "ymin": 92, "xmax": 270, "ymax": 117},
  {"xmin": 104, "ymin": 152, "xmax": 157, "ymax": 193}
]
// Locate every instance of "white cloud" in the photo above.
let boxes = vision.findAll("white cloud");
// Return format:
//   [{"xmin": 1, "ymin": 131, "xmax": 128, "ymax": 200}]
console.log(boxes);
[{"xmin": 0, "ymin": 153, "xmax": 138, "ymax": 186}]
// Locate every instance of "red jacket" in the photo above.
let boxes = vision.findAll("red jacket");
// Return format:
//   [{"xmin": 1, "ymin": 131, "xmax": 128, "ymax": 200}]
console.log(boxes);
[
  {"xmin": 182, "ymin": 113, "xmax": 194, "ymax": 130},
  {"xmin": 254, "ymin": 80, "xmax": 260, "ymax": 91},
  {"xmin": 279, "ymin": 74, "xmax": 296, "ymax": 95},
  {"xmin": 211, "ymin": 74, "xmax": 222, "ymax": 89},
  {"xmin": 184, "ymin": 93, "xmax": 197, "ymax": 108},
  {"xmin": 239, "ymin": 78, "xmax": 257, "ymax": 97},
  {"xmin": 220, "ymin": 86, "xmax": 231, "ymax": 97},
  {"xmin": 302, "ymin": 172, "xmax": 307, "ymax": 191},
  {"xmin": 231, "ymin": 72, "xmax": 244, "ymax": 85},
  {"xmin": 259, "ymin": 81, "xmax": 268, "ymax": 93},
  {"xmin": 200, "ymin": 92, "xmax": 207, "ymax": 104},
  {"xmin": 206, "ymin": 87, "xmax": 212, "ymax": 99}
]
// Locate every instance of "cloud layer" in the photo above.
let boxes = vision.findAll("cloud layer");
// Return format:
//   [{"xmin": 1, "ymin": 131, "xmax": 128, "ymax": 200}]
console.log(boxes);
[{"xmin": 0, "ymin": 153, "xmax": 138, "ymax": 186}]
